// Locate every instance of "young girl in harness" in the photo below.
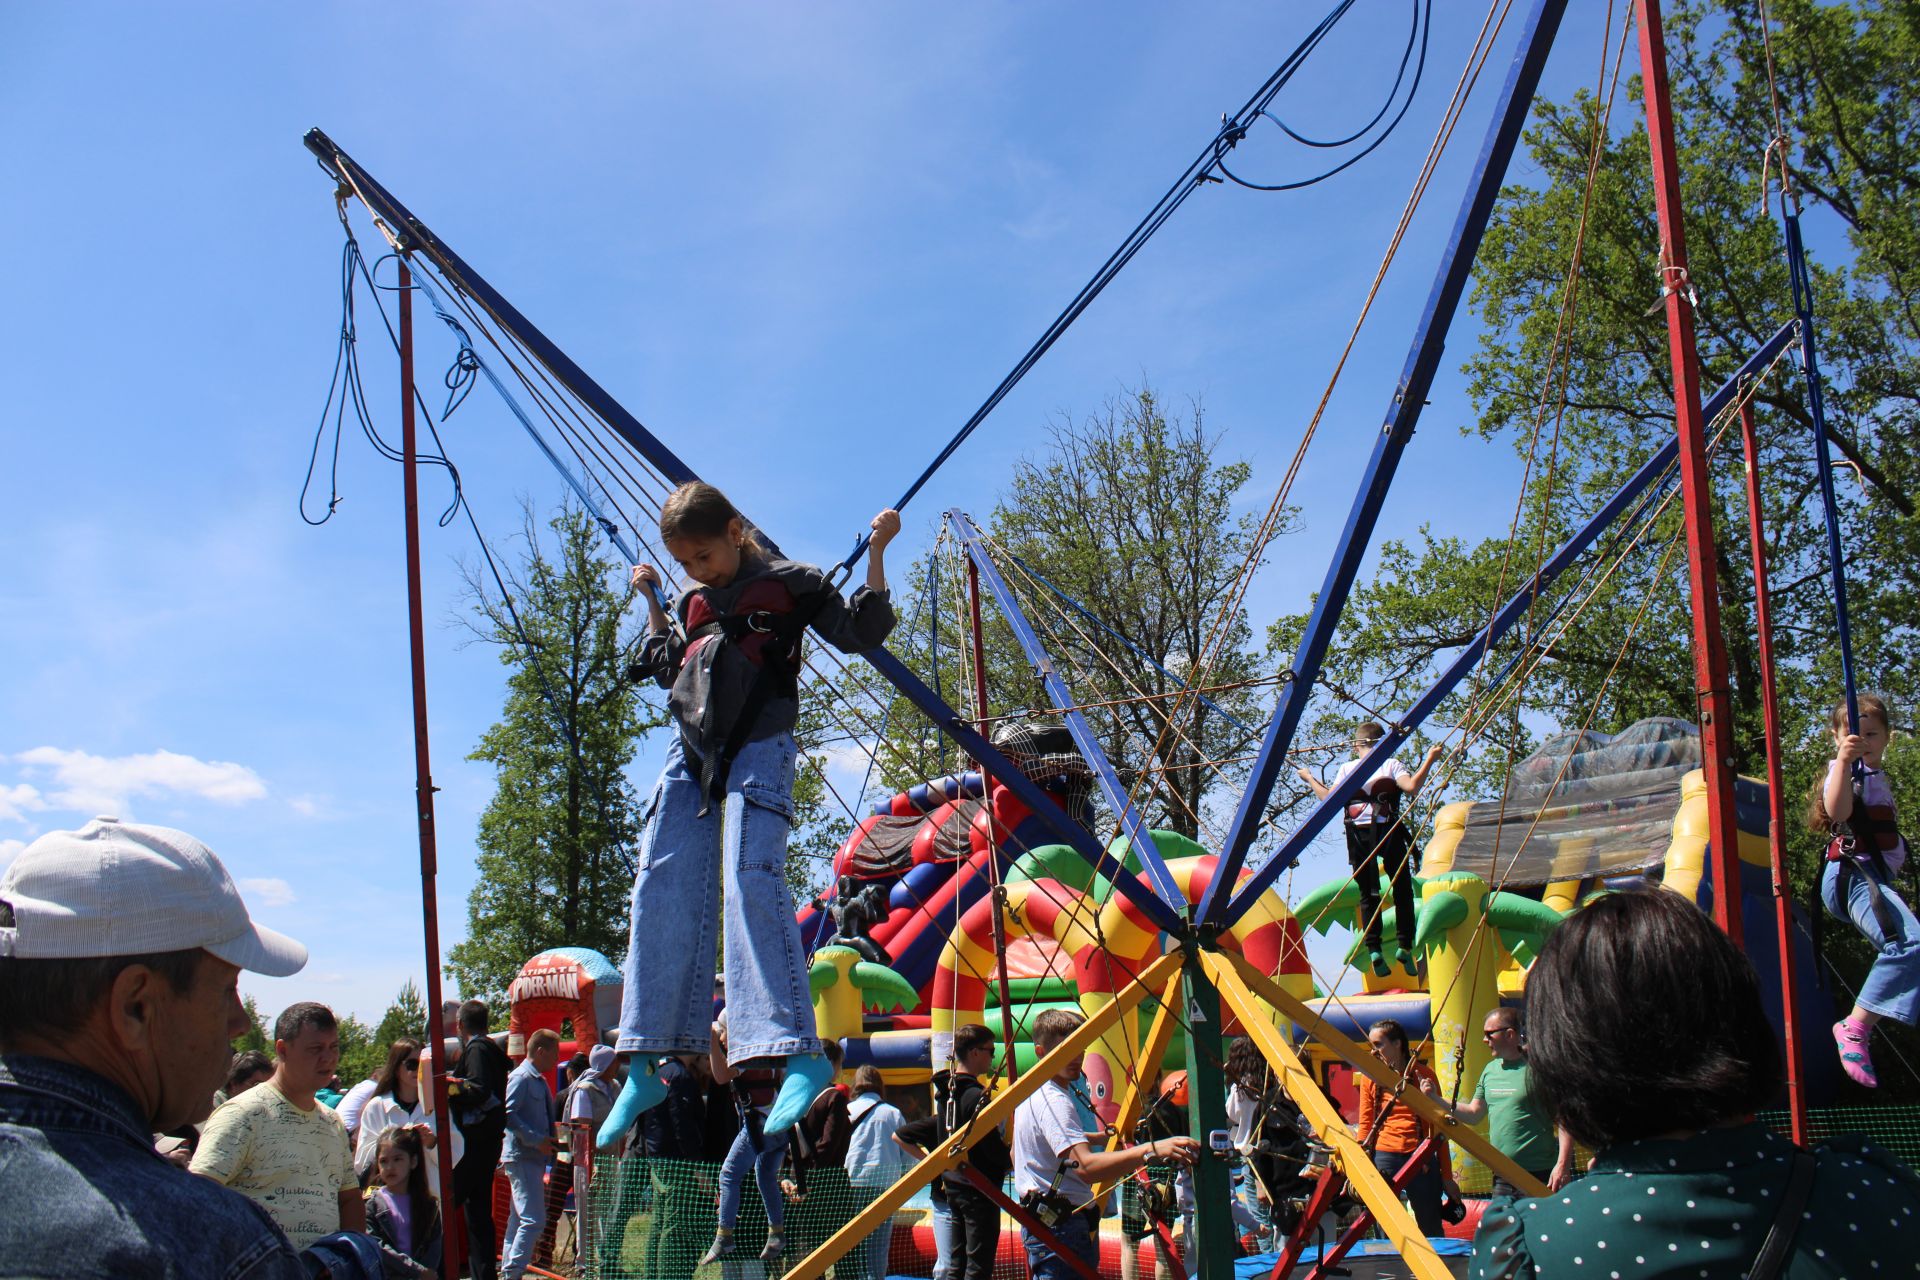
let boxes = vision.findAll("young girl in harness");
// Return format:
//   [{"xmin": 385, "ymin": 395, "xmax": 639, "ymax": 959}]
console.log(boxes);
[
  {"xmin": 599, "ymin": 481, "xmax": 901, "ymax": 1147},
  {"xmin": 1809, "ymin": 692, "xmax": 1920, "ymax": 1088},
  {"xmin": 1297, "ymin": 722, "xmax": 1443, "ymax": 977}
]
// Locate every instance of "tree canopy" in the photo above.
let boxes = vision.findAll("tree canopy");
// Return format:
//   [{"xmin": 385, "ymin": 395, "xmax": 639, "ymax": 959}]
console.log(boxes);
[
  {"xmin": 447, "ymin": 502, "xmax": 660, "ymax": 1002},
  {"xmin": 1271, "ymin": 0, "xmax": 1919, "ymax": 1087}
]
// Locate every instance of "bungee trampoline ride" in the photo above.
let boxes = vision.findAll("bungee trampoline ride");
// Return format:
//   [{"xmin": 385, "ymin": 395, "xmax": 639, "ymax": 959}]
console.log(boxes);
[{"xmin": 298, "ymin": 0, "xmax": 1894, "ymax": 1275}]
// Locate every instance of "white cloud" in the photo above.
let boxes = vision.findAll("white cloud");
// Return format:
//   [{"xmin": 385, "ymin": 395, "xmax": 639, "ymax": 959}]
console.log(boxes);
[
  {"xmin": 15, "ymin": 746, "xmax": 268, "ymax": 815},
  {"xmin": 0, "ymin": 783, "xmax": 45, "ymax": 824},
  {"xmin": 0, "ymin": 838, "xmax": 24, "ymax": 871},
  {"xmin": 288, "ymin": 795, "xmax": 322, "ymax": 818},
  {"xmin": 238, "ymin": 877, "xmax": 296, "ymax": 908}
]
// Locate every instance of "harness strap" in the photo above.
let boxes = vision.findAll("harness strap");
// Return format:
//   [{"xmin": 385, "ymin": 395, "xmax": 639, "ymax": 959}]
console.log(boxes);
[
  {"xmin": 1746, "ymin": 1148, "xmax": 1816, "ymax": 1280},
  {"xmin": 697, "ymin": 589, "xmax": 835, "ymax": 815}
]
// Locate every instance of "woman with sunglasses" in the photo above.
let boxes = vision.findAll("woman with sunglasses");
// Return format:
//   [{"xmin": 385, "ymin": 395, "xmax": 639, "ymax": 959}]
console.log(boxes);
[{"xmin": 354, "ymin": 1038, "xmax": 464, "ymax": 1196}]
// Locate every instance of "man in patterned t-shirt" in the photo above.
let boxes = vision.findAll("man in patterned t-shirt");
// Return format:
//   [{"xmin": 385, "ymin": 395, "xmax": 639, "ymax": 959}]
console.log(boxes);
[{"xmin": 193, "ymin": 1001, "xmax": 361, "ymax": 1251}]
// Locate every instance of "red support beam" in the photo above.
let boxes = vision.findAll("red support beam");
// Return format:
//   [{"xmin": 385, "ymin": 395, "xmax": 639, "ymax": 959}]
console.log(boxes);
[
  {"xmin": 1636, "ymin": 0, "xmax": 1746, "ymax": 941},
  {"xmin": 1739, "ymin": 401, "xmax": 1808, "ymax": 1144},
  {"xmin": 399, "ymin": 260, "xmax": 460, "ymax": 1279},
  {"xmin": 967, "ymin": 557, "xmax": 1020, "ymax": 1081}
]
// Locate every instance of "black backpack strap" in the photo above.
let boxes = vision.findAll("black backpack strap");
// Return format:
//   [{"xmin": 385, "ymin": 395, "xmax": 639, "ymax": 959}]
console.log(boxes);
[
  {"xmin": 1746, "ymin": 1148, "xmax": 1817, "ymax": 1280},
  {"xmin": 697, "ymin": 588, "xmax": 835, "ymax": 812}
]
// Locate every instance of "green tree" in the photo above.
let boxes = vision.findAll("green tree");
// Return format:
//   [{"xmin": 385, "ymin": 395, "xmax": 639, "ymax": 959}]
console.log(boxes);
[
  {"xmin": 234, "ymin": 995, "xmax": 270, "ymax": 1054},
  {"xmin": 836, "ymin": 387, "xmax": 1285, "ymax": 845},
  {"xmin": 372, "ymin": 979, "xmax": 429, "ymax": 1052},
  {"xmin": 448, "ymin": 501, "xmax": 663, "ymax": 1003},
  {"xmin": 335, "ymin": 1013, "xmax": 382, "ymax": 1087},
  {"xmin": 1276, "ymin": 0, "xmax": 1919, "ymax": 1088}
]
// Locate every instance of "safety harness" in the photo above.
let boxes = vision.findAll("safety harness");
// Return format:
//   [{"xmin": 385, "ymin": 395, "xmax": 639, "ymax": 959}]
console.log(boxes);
[
  {"xmin": 636, "ymin": 575, "xmax": 834, "ymax": 815},
  {"xmin": 1813, "ymin": 769, "xmax": 1908, "ymax": 969}
]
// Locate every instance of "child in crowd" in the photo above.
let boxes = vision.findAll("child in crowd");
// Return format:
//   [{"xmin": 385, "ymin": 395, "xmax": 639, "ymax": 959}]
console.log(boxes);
[
  {"xmin": 1298, "ymin": 723, "xmax": 1443, "ymax": 976},
  {"xmin": 699, "ymin": 1010, "xmax": 793, "ymax": 1267},
  {"xmin": 1809, "ymin": 693, "xmax": 1920, "ymax": 1087},
  {"xmin": 599, "ymin": 481, "xmax": 900, "ymax": 1149},
  {"xmin": 366, "ymin": 1127, "xmax": 443, "ymax": 1278}
]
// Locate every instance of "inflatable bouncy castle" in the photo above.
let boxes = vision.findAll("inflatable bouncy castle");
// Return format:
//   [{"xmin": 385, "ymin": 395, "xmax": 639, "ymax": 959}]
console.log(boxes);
[{"xmin": 505, "ymin": 946, "xmax": 622, "ymax": 1059}]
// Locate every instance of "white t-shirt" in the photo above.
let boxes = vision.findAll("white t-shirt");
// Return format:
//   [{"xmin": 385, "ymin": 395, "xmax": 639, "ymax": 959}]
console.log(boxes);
[
  {"xmin": 1226, "ymin": 1084, "xmax": 1260, "ymax": 1152},
  {"xmin": 336, "ymin": 1077, "xmax": 380, "ymax": 1139},
  {"xmin": 1332, "ymin": 756, "xmax": 1409, "ymax": 825},
  {"xmin": 1013, "ymin": 1079, "xmax": 1092, "ymax": 1203},
  {"xmin": 191, "ymin": 1081, "xmax": 357, "ymax": 1252}
]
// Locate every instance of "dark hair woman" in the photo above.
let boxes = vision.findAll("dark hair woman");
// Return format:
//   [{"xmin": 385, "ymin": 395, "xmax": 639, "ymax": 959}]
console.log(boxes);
[
  {"xmin": 353, "ymin": 1038, "xmax": 462, "ymax": 1194},
  {"xmin": 1473, "ymin": 887, "xmax": 1920, "ymax": 1277}
]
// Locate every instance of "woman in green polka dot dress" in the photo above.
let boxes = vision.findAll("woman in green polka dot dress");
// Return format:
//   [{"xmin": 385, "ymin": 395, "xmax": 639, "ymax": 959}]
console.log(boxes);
[{"xmin": 1472, "ymin": 888, "xmax": 1920, "ymax": 1278}]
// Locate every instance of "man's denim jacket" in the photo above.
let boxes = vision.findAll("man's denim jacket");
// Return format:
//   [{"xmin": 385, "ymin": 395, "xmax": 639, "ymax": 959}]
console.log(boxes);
[{"xmin": 0, "ymin": 1053, "xmax": 307, "ymax": 1279}]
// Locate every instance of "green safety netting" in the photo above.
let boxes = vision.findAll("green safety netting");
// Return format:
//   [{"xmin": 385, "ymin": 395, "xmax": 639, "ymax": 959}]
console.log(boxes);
[
  {"xmin": 1760, "ymin": 1104, "xmax": 1920, "ymax": 1170},
  {"xmin": 575, "ymin": 1155, "xmax": 1189, "ymax": 1280}
]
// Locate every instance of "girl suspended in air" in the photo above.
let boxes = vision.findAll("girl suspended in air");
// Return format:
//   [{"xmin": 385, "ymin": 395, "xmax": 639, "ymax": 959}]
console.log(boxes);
[
  {"xmin": 1809, "ymin": 693, "xmax": 1920, "ymax": 1088},
  {"xmin": 599, "ymin": 481, "xmax": 900, "ymax": 1145}
]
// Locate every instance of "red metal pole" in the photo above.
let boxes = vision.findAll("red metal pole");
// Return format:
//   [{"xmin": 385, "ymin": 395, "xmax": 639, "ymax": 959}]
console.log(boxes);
[
  {"xmin": 967, "ymin": 557, "xmax": 1020, "ymax": 1082},
  {"xmin": 1636, "ymin": 0, "xmax": 1746, "ymax": 942},
  {"xmin": 399, "ymin": 260, "xmax": 460, "ymax": 1279},
  {"xmin": 1739, "ymin": 402, "xmax": 1807, "ymax": 1145}
]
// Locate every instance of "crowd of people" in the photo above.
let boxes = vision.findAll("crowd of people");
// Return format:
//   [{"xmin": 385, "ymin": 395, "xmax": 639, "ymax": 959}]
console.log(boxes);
[{"xmin": 4, "ymin": 480, "xmax": 1918, "ymax": 1280}]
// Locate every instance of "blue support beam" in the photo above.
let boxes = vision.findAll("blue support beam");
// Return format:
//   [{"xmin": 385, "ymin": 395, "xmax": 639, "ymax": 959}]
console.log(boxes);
[
  {"xmin": 1196, "ymin": 0, "xmax": 1571, "ymax": 928},
  {"xmin": 306, "ymin": 128, "xmax": 1188, "ymax": 939},
  {"xmin": 1214, "ymin": 320, "xmax": 1799, "ymax": 928},
  {"xmin": 862, "ymin": 647, "xmax": 1189, "ymax": 935},
  {"xmin": 1783, "ymin": 213, "xmax": 1860, "ymax": 734},
  {"xmin": 304, "ymin": 129, "xmax": 698, "ymax": 491},
  {"xmin": 946, "ymin": 509, "xmax": 1187, "ymax": 911}
]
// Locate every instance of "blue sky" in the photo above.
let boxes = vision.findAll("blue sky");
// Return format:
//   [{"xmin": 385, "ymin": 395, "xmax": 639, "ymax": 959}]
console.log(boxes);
[{"xmin": 0, "ymin": 3, "xmax": 1630, "ymax": 1022}]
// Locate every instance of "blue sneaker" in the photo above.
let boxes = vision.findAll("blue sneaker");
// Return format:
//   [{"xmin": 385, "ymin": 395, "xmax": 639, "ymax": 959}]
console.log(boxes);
[
  {"xmin": 763, "ymin": 1052, "xmax": 834, "ymax": 1136},
  {"xmin": 596, "ymin": 1053, "xmax": 668, "ymax": 1151}
]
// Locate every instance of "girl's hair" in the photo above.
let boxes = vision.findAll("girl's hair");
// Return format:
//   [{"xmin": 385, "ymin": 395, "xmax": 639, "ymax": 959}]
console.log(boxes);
[
  {"xmin": 1226, "ymin": 1036, "xmax": 1268, "ymax": 1092},
  {"xmin": 853, "ymin": 1065, "xmax": 885, "ymax": 1095},
  {"xmin": 371, "ymin": 1038, "xmax": 422, "ymax": 1100},
  {"xmin": 1354, "ymin": 722, "xmax": 1386, "ymax": 745},
  {"xmin": 659, "ymin": 481, "xmax": 768, "ymax": 553},
  {"xmin": 1367, "ymin": 1019, "xmax": 1410, "ymax": 1058},
  {"xmin": 375, "ymin": 1126, "xmax": 440, "ymax": 1242},
  {"xmin": 1525, "ymin": 886, "xmax": 1779, "ymax": 1149},
  {"xmin": 224, "ymin": 1049, "xmax": 274, "ymax": 1094},
  {"xmin": 1803, "ymin": 691, "xmax": 1894, "ymax": 833}
]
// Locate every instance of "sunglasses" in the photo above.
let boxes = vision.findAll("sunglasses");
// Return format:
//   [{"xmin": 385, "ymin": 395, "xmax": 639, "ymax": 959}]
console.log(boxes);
[
  {"xmin": 1481, "ymin": 1028, "xmax": 1514, "ymax": 1041},
  {"xmin": 401, "ymin": 1059, "xmax": 421, "ymax": 1070}
]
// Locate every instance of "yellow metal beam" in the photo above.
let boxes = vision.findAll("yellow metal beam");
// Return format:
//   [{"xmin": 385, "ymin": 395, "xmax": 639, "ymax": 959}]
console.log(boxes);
[
  {"xmin": 1090, "ymin": 966, "xmax": 1184, "ymax": 1203},
  {"xmin": 1220, "ymin": 948, "xmax": 1548, "ymax": 1198},
  {"xmin": 1201, "ymin": 951, "xmax": 1452, "ymax": 1280},
  {"xmin": 785, "ymin": 950, "xmax": 1185, "ymax": 1280}
]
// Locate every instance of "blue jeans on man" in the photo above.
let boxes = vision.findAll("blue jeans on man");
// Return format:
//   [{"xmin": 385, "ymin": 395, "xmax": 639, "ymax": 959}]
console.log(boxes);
[
  {"xmin": 500, "ymin": 1157, "xmax": 548, "ymax": 1279},
  {"xmin": 1022, "ymin": 1210, "xmax": 1099, "ymax": 1280},
  {"xmin": 616, "ymin": 734, "xmax": 822, "ymax": 1062}
]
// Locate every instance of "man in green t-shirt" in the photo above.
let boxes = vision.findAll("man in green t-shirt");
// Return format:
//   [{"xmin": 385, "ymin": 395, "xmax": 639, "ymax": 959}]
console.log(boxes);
[{"xmin": 1449, "ymin": 1007, "xmax": 1573, "ymax": 1198}]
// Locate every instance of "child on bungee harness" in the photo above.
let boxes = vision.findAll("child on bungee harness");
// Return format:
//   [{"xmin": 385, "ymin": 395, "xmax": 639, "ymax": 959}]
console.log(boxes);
[
  {"xmin": 598, "ymin": 481, "xmax": 900, "ymax": 1149},
  {"xmin": 1809, "ymin": 692, "xmax": 1920, "ymax": 1089},
  {"xmin": 1297, "ymin": 721, "xmax": 1443, "ymax": 977}
]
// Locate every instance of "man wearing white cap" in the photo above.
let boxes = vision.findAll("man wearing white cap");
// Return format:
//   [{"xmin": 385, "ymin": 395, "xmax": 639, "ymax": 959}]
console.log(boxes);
[{"xmin": 0, "ymin": 816, "xmax": 311, "ymax": 1278}]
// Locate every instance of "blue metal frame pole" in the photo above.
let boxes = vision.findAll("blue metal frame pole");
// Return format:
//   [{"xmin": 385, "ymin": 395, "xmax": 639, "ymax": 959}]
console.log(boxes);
[
  {"xmin": 304, "ymin": 128, "xmax": 698, "ymax": 489},
  {"xmin": 1783, "ymin": 212, "xmax": 1860, "ymax": 734},
  {"xmin": 863, "ymin": 647, "xmax": 1189, "ymax": 934},
  {"xmin": 1197, "ymin": 0, "xmax": 1571, "ymax": 928},
  {"xmin": 1216, "ymin": 323, "xmax": 1799, "ymax": 927},
  {"xmin": 308, "ymin": 130, "xmax": 1187, "ymax": 937},
  {"xmin": 948, "ymin": 509, "xmax": 1186, "ymax": 910}
]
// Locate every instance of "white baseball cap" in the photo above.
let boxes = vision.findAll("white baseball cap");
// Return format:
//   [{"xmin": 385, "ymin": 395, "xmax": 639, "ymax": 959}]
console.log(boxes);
[{"xmin": 0, "ymin": 816, "xmax": 307, "ymax": 976}]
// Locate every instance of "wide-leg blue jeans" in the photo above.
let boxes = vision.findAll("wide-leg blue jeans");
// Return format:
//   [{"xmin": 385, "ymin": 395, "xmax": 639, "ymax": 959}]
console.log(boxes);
[{"xmin": 616, "ymin": 732, "xmax": 822, "ymax": 1061}]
